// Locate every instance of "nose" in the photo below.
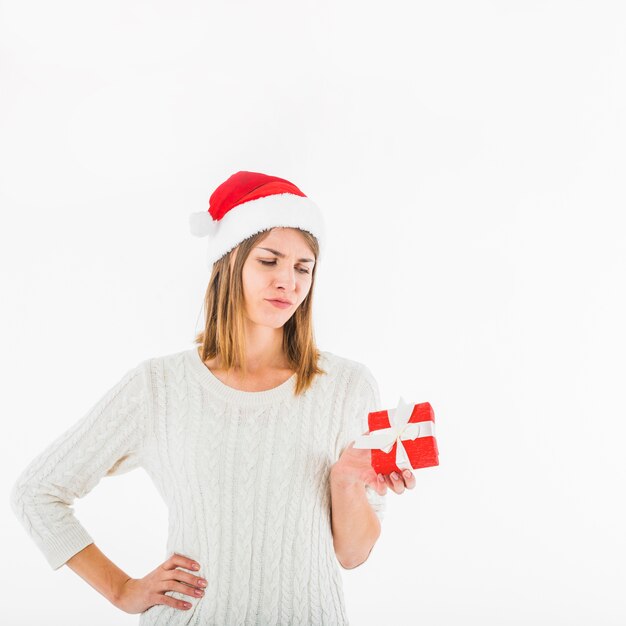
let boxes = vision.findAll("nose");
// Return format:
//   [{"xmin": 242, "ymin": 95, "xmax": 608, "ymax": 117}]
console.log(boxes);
[{"xmin": 272, "ymin": 264, "xmax": 298, "ymax": 291}]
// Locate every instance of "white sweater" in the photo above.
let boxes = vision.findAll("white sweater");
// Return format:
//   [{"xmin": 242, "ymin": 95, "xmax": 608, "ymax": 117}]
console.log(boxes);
[{"xmin": 10, "ymin": 347, "xmax": 386, "ymax": 625}]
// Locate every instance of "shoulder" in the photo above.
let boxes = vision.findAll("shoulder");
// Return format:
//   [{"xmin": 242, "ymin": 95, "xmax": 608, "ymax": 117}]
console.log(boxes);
[
  {"xmin": 131, "ymin": 348, "xmax": 195, "ymax": 388},
  {"xmin": 317, "ymin": 350, "xmax": 376, "ymax": 386},
  {"xmin": 318, "ymin": 349, "xmax": 356, "ymax": 373},
  {"xmin": 140, "ymin": 347, "xmax": 194, "ymax": 369},
  {"xmin": 320, "ymin": 350, "xmax": 381, "ymax": 413}
]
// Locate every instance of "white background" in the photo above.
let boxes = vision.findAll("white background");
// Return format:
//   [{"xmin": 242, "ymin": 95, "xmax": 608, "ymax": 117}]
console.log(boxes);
[{"xmin": 2, "ymin": 1, "xmax": 625, "ymax": 624}]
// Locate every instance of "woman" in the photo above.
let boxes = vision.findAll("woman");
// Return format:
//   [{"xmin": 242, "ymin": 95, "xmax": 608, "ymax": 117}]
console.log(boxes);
[{"xmin": 10, "ymin": 170, "xmax": 415, "ymax": 625}]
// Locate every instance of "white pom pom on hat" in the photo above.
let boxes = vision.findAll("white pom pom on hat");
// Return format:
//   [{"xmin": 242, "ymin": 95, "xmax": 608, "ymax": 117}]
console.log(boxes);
[
  {"xmin": 189, "ymin": 170, "xmax": 326, "ymax": 268},
  {"xmin": 189, "ymin": 210, "xmax": 218, "ymax": 238}
]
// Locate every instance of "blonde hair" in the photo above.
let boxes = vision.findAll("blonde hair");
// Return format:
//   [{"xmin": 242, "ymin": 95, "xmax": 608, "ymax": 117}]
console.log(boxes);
[{"xmin": 193, "ymin": 227, "xmax": 327, "ymax": 396}]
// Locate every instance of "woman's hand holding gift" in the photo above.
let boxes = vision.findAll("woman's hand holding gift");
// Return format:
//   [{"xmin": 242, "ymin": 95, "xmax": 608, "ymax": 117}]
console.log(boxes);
[{"xmin": 332, "ymin": 435, "xmax": 416, "ymax": 496}]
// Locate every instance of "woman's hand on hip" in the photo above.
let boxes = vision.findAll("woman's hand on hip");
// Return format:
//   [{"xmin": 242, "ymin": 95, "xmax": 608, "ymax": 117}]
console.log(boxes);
[{"xmin": 113, "ymin": 553, "xmax": 207, "ymax": 614}]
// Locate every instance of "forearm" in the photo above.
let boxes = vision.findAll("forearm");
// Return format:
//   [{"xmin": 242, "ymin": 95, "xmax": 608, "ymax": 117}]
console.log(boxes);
[
  {"xmin": 329, "ymin": 466, "xmax": 381, "ymax": 569},
  {"xmin": 65, "ymin": 542, "xmax": 131, "ymax": 605}
]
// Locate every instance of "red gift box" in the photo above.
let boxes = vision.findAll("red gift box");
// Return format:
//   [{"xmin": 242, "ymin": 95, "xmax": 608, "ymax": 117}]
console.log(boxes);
[{"xmin": 361, "ymin": 400, "xmax": 439, "ymax": 475}]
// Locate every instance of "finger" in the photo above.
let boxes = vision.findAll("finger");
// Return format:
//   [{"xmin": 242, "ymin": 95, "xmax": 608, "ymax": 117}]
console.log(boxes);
[
  {"xmin": 164, "ymin": 553, "xmax": 200, "ymax": 573},
  {"xmin": 166, "ymin": 568, "xmax": 207, "ymax": 591},
  {"xmin": 377, "ymin": 473, "xmax": 396, "ymax": 494},
  {"xmin": 400, "ymin": 468, "xmax": 416, "ymax": 489},
  {"xmin": 154, "ymin": 592, "xmax": 193, "ymax": 611},
  {"xmin": 166, "ymin": 580, "xmax": 206, "ymax": 600},
  {"xmin": 388, "ymin": 471, "xmax": 406, "ymax": 494},
  {"xmin": 382, "ymin": 473, "xmax": 395, "ymax": 492},
  {"xmin": 375, "ymin": 473, "xmax": 388, "ymax": 496}
]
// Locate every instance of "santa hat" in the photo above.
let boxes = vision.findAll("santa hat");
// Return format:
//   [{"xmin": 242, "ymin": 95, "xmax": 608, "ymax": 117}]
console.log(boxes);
[{"xmin": 189, "ymin": 170, "xmax": 326, "ymax": 268}]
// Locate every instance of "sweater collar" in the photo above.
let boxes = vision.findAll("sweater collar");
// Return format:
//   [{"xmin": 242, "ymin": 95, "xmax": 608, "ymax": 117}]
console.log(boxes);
[{"xmin": 185, "ymin": 347, "xmax": 297, "ymax": 407}]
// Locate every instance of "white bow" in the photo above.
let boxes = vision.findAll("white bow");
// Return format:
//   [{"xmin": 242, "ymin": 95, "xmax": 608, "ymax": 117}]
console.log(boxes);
[{"xmin": 353, "ymin": 396, "xmax": 435, "ymax": 471}]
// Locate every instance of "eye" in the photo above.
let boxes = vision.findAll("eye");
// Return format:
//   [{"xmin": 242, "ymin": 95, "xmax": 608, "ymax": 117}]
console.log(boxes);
[{"xmin": 258, "ymin": 260, "xmax": 310, "ymax": 274}]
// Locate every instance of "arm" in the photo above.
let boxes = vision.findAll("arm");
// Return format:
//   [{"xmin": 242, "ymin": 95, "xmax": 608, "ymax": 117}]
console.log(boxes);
[
  {"xmin": 9, "ymin": 359, "xmax": 150, "ymax": 572},
  {"xmin": 330, "ymin": 465, "xmax": 381, "ymax": 569},
  {"xmin": 65, "ymin": 542, "xmax": 131, "ymax": 606},
  {"xmin": 65, "ymin": 542, "xmax": 209, "ymax": 614},
  {"xmin": 330, "ymin": 362, "xmax": 388, "ymax": 568}
]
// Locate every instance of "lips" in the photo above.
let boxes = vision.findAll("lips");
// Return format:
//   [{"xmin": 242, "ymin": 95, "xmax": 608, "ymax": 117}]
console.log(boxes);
[{"xmin": 267, "ymin": 298, "xmax": 292, "ymax": 304}]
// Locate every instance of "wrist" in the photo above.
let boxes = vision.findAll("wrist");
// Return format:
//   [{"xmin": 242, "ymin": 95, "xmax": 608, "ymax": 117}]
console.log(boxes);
[
  {"xmin": 111, "ymin": 575, "xmax": 132, "ymax": 606},
  {"xmin": 330, "ymin": 463, "xmax": 366, "ymax": 489}
]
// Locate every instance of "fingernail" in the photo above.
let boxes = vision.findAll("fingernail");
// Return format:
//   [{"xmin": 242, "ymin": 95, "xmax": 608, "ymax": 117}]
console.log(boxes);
[
  {"xmin": 403, "ymin": 470, "xmax": 411, "ymax": 479},
  {"xmin": 391, "ymin": 472, "xmax": 399, "ymax": 480},
  {"xmin": 378, "ymin": 474, "xmax": 384, "ymax": 482}
]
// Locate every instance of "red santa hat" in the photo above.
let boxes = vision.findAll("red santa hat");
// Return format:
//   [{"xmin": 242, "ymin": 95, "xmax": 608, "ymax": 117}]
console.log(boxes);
[{"xmin": 189, "ymin": 170, "xmax": 326, "ymax": 268}]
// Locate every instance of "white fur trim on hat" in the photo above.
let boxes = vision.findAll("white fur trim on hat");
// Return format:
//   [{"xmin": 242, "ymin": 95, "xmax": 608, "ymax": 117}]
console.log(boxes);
[{"xmin": 190, "ymin": 192, "xmax": 326, "ymax": 268}]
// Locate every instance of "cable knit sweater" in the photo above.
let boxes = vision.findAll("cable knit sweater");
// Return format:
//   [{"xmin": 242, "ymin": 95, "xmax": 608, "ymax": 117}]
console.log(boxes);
[{"xmin": 10, "ymin": 347, "xmax": 386, "ymax": 625}]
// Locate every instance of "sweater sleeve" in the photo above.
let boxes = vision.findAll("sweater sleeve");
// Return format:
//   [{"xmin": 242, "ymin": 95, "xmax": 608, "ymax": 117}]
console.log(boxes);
[
  {"xmin": 8, "ymin": 359, "xmax": 151, "ymax": 571},
  {"xmin": 341, "ymin": 362, "xmax": 387, "ymax": 523}
]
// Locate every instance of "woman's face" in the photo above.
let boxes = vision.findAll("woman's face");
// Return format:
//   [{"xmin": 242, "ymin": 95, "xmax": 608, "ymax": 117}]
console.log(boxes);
[{"xmin": 239, "ymin": 227, "xmax": 315, "ymax": 329}]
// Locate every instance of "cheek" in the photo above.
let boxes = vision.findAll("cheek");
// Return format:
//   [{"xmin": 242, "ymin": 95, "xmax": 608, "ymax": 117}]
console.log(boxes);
[
  {"xmin": 242, "ymin": 271, "xmax": 270, "ymax": 306},
  {"xmin": 242, "ymin": 267, "xmax": 263, "ymax": 291},
  {"xmin": 297, "ymin": 279, "xmax": 313, "ymax": 301}
]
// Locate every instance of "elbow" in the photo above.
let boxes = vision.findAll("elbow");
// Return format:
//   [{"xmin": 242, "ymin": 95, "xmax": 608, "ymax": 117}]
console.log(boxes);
[
  {"xmin": 9, "ymin": 476, "xmax": 43, "ymax": 523},
  {"xmin": 9, "ymin": 476, "xmax": 27, "ymax": 516},
  {"xmin": 337, "ymin": 535, "xmax": 380, "ymax": 570},
  {"xmin": 333, "ymin": 506, "xmax": 382, "ymax": 570},
  {"xmin": 339, "ymin": 557, "xmax": 365, "ymax": 570},
  {"xmin": 338, "ymin": 545, "xmax": 373, "ymax": 570}
]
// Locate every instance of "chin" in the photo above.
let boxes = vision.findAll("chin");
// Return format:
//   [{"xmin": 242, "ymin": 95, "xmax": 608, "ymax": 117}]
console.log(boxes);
[{"xmin": 251, "ymin": 313, "xmax": 289, "ymax": 328}]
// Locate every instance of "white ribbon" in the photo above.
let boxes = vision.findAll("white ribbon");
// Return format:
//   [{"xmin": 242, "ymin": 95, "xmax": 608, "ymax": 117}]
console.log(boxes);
[{"xmin": 353, "ymin": 396, "xmax": 435, "ymax": 471}]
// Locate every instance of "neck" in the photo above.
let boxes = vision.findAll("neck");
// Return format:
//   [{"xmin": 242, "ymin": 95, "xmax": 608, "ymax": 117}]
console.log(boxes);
[{"xmin": 241, "ymin": 321, "xmax": 289, "ymax": 372}]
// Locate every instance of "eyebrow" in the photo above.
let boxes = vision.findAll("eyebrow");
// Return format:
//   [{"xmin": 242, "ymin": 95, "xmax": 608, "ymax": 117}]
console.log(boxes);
[{"xmin": 256, "ymin": 247, "xmax": 315, "ymax": 263}]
